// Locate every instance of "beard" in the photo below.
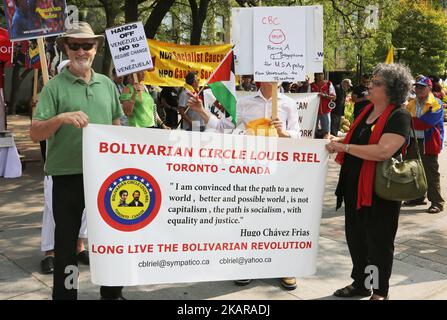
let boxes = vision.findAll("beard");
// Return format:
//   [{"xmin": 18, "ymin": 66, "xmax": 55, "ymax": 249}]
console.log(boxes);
[{"xmin": 70, "ymin": 57, "xmax": 93, "ymax": 73}]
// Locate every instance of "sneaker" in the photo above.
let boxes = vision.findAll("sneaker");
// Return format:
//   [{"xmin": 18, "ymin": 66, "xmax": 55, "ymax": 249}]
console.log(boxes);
[
  {"xmin": 427, "ymin": 205, "xmax": 442, "ymax": 214},
  {"xmin": 280, "ymin": 277, "xmax": 297, "ymax": 291},
  {"xmin": 41, "ymin": 256, "xmax": 54, "ymax": 274},
  {"xmin": 234, "ymin": 279, "xmax": 252, "ymax": 286}
]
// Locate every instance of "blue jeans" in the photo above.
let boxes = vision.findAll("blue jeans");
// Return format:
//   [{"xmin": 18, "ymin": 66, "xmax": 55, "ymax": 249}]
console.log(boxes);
[{"xmin": 317, "ymin": 113, "xmax": 331, "ymax": 136}]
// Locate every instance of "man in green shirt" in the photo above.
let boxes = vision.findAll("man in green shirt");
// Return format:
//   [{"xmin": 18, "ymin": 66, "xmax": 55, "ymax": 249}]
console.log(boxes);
[{"xmin": 30, "ymin": 22, "xmax": 124, "ymax": 300}]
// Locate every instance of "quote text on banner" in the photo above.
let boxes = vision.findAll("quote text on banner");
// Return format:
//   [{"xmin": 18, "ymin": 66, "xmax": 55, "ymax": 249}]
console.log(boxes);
[
  {"xmin": 83, "ymin": 125, "xmax": 328, "ymax": 286},
  {"xmin": 143, "ymin": 39, "xmax": 232, "ymax": 87}
]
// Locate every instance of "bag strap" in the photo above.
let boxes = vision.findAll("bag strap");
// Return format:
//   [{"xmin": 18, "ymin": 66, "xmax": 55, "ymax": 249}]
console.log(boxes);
[
  {"xmin": 383, "ymin": 107, "xmax": 423, "ymax": 162},
  {"xmin": 410, "ymin": 117, "xmax": 423, "ymax": 162}
]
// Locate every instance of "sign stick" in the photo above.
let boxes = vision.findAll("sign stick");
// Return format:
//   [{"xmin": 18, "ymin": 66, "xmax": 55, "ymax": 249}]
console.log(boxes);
[
  {"xmin": 31, "ymin": 69, "xmax": 38, "ymax": 118},
  {"xmin": 37, "ymin": 38, "xmax": 49, "ymax": 85},
  {"xmin": 272, "ymin": 82, "xmax": 278, "ymax": 119},
  {"xmin": 33, "ymin": 69, "xmax": 38, "ymax": 100}
]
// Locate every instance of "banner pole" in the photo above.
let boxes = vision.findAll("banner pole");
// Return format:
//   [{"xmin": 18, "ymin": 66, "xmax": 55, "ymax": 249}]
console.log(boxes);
[{"xmin": 37, "ymin": 38, "xmax": 49, "ymax": 85}]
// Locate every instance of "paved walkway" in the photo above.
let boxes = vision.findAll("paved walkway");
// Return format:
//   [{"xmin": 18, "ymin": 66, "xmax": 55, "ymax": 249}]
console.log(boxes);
[{"xmin": 1, "ymin": 115, "xmax": 446, "ymax": 300}]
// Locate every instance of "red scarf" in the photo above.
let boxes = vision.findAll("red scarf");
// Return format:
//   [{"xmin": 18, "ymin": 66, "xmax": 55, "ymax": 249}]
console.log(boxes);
[{"xmin": 335, "ymin": 103, "xmax": 396, "ymax": 209}]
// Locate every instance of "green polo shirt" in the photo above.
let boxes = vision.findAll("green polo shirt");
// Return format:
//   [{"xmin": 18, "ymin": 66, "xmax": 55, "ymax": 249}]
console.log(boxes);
[{"xmin": 33, "ymin": 67, "xmax": 123, "ymax": 176}]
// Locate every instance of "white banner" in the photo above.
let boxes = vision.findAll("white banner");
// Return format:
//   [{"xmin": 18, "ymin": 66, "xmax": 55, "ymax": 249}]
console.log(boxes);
[
  {"xmin": 83, "ymin": 125, "xmax": 328, "ymax": 286},
  {"xmin": 106, "ymin": 21, "xmax": 153, "ymax": 77},
  {"xmin": 236, "ymin": 91, "xmax": 320, "ymax": 139}
]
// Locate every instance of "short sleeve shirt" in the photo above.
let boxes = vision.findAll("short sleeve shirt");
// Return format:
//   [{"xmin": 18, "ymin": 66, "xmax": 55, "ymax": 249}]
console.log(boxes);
[
  {"xmin": 342, "ymin": 107, "xmax": 412, "ymax": 180},
  {"xmin": 33, "ymin": 67, "xmax": 123, "ymax": 176},
  {"xmin": 178, "ymin": 88, "xmax": 205, "ymax": 130}
]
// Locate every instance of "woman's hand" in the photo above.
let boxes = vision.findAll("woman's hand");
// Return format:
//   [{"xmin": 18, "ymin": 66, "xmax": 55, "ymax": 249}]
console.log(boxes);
[
  {"xmin": 326, "ymin": 141, "xmax": 346, "ymax": 154},
  {"xmin": 133, "ymin": 83, "xmax": 144, "ymax": 92}
]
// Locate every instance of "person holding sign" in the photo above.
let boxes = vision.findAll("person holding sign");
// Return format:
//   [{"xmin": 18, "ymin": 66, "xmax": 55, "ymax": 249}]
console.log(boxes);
[
  {"xmin": 120, "ymin": 71, "xmax": 169, "ymax": 129},
  {"xmin": 30, "ymin": 22, "xmax": 125, "ymax": 300},
  {"xmin": 188, "ymin": 81, "xmax": 300, "ymax": 139},
  {"xmin": 188, "ymin": 81, "xmax": 300, "ymax": 290},
  {"xmin": 326, "ymin": 63, "xmax": 413, "ymax": 300}
]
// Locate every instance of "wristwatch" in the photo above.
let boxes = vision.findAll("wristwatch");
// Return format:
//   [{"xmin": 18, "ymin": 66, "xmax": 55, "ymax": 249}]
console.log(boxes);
[{"xmin": 344, "ymin": 144, "xmax": 350, "ymax": 153}]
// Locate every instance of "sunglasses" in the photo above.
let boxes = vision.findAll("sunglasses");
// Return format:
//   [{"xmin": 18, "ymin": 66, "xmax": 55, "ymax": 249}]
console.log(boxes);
[{"xmin": 66, "ymin": 42, "xmax": 96, "ymax": 51}]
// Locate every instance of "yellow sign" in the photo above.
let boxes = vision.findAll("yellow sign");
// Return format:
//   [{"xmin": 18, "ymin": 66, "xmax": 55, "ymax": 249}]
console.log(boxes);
[{"xmin": 144, "ymin": 40, "xmax": 232, "ymax": 87}]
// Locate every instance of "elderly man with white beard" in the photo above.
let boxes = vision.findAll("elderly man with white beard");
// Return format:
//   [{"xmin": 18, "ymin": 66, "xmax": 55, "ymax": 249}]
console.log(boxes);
[{"xmin": 30, "ymin": 22, "xmax": 124, "ymax": 300}]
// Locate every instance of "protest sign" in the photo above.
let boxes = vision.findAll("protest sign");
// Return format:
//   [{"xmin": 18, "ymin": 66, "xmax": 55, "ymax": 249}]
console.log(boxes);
[
  {"xmin": 231, "ymin": 6, "xmax": 323, "ymax": 75},
  {"xmin": 3, "ymin": 0, "xmax": 67, "ymax": 41},
  {"xmin": 144, "ymin": 40, "xmax": 232, "ymax": 87},
  {"xmin": 253, "ymin": 7, "xmax": 306, "ymax": 82},
  {"xmin": 106, "ymin": 22, "xmax": 153, "ymax": 77},
  {"xmin": 84, "ymin": 125, "xmax": 328, "ymax": 286}
]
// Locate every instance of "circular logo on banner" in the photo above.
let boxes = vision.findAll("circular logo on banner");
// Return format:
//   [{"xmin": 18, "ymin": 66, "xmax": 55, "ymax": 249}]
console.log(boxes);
[{"xmin": 97, "ymin": 169, "xmax": 161, "ymax": 232}]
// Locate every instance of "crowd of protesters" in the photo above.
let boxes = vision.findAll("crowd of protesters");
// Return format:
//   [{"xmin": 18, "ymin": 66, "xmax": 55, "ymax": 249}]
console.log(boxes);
[{"xmin": 27, "ymin": 22, "xmax": 445, "ymax": 301}]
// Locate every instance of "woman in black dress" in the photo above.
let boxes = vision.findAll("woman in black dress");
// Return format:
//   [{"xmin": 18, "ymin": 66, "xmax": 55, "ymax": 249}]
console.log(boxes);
[{"xmin": 326, "ymin": 63, "xmax": 413, "ymax": 300}]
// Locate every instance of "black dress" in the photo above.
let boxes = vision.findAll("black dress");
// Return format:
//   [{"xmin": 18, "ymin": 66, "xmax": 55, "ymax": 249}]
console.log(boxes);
[{"xmin": 335, "ymin": 107, "xmax": 411, "ymax": 297}]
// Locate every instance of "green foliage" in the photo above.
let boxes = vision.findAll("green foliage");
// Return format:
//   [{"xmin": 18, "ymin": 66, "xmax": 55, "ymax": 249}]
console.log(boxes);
[
  {"xmin": 344, "ymin": 100, "xmax": 354, "ymax": 124},
  {"xmin": 392, "ymin": 1, "xmax": 447, "ymax": 76}
]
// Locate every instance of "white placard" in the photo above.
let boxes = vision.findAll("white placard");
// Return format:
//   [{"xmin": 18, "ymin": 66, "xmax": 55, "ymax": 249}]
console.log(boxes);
[
  {"xmin": 253, "ymin": 7, "xmax": 306, "ymax": 82},
  {"xmin": 311, "ymin": 6, "xmax": 324, "ymax": 62},
  {"xmin": 231, "ymin": 8, "xmax": 254, "ymax": 76},
  {"xmin": 231, "ymin": 6, "xmax": 323, "ymax": 75},
  {"xmin": 106, "ymin": 22, "xmax": 153, "ymax": 77},
  {"xmin": 83, "ymin": 125, "xmax": 328, "ymax": 286}
]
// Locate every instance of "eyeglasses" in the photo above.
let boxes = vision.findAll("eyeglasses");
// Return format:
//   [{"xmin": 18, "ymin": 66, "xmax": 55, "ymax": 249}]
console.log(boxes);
[
  {"xmin": 370, "ymin": 80, "xmax": 384, "ymax": 87},
  {"xmin": 66, "ymin": 42, "xmax": 96, "ymax": 51}
]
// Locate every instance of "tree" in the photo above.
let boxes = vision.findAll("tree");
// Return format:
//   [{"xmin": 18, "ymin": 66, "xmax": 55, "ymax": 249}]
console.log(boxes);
[
  {"xmin": 144, "ymin": 0, "xmax": 176, "ymax": 38},
  {"xmin": 392, "ymin": 1, "xmax": 447, "ymax": 76},
  {"xmin": 189, "ymin": 0, "xmax": 211, "ymax": 44}
]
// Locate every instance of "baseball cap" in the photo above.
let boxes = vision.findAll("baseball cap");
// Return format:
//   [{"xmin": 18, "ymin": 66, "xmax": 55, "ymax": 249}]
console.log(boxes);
[
  {"xmin": 342, "ymin": 78, "xmax": 353, "ymax": 87},
  {"xmin": 415, "ymin": 76, "xmax": 432, "ymax": 87}
]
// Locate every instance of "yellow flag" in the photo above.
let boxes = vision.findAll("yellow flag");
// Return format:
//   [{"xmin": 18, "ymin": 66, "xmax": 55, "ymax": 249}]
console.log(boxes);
[{"xmin": 385, "ymin": 46, "xmax": 394, "ymax": 64}]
